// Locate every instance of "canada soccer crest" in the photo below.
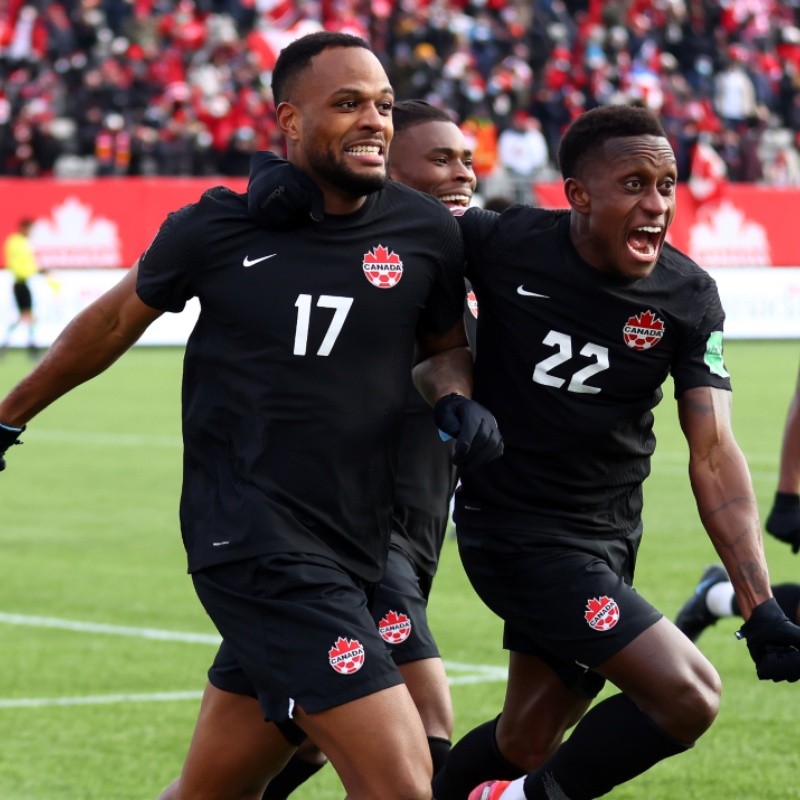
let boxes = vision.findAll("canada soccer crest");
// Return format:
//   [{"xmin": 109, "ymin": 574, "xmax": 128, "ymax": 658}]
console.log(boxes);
[
  {"xmin": 584, "ymin": 596, "xmax": 620, "ymax": 631},
  {"xmin": 622, "ymin": 310, "xmax": 665, "ymax": 351},
  {"xmin": 363, "ymin": 244, "xmax": 403, "ymax": 288},
  {"xmin": 467, "ymin": 290, "xmax": 479, "ymax": 318},
  {"xmin": 378, "ymin": 610, "xmax": 412, "ymax": 644},
  {"xmin": 328, "ymin": 636, "xmax": 365, "ymax": 674}
]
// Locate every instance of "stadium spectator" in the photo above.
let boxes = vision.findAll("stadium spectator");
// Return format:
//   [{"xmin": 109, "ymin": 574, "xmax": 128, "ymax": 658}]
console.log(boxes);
[
  {"xmin": 428, "ymin": 104, "xmax": 800, "ymax": 800},
  {"xmin": 0, "ymin": 30, "xmax": 503, "ymax": 799},
  {"xmin": 3, "ymin": 1, "xmax": 800, "ymax": 182},
  {"xmin": 496, "ymin": 111, "xmax": 549, "ymax": 203}
]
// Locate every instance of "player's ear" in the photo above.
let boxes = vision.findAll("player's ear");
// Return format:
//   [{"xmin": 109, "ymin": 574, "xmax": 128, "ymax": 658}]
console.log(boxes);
[
  {"xmin": 277, "ymin": 101, "xmax": 301, "ymax": 142},
  {"xmin": 564, "ymin": 177, "xmax": 590, "ymax": 214}
]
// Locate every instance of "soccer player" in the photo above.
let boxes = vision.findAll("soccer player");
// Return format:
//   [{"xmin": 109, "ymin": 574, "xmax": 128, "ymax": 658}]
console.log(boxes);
[
  {"xmin": 427, "ymin": 104, "xmax": 800, "ymax": 800},
  {"xmin": 0, "ymin": 31, "xmax": 503, "ymax": 800},
  {"xmin": 256, "ymin": 98, "xmax": 478, "ymax": 799}
]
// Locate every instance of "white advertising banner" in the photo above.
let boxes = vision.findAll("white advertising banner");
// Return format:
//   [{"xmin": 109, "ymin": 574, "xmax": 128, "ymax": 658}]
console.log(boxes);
[
  {"xmin": 0, "ymin": 268, "xmax": 798, "ymax": 348},
  {"xmin": 0, "ymin": 270, "xmax": 199, "ymax": 348}
]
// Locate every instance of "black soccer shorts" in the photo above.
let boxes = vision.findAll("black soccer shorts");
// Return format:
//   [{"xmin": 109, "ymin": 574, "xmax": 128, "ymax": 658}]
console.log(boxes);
[
  {"xmin": 195, "ymin": 552, "xmax": 404, "ymax": 725},
  {"xmin": 370, "ymin": 545, "xmax": 440, "ymax": 666},
  {"xmin": 457, "ymin": 525, "xmax": 662, "ymax": 699},
  {"xmin": 12, "ymin": 281, "xmax": 32, "ymax": 313}
]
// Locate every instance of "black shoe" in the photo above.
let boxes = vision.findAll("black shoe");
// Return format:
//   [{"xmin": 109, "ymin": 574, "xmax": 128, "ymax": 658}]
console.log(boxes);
[
  {"xmin": 26, "ymin": 344, "xmax": 40, "ymax": 359},
  {"xmin": 675, "ymin": 564, "xmax": 729, "ymax": 641}
]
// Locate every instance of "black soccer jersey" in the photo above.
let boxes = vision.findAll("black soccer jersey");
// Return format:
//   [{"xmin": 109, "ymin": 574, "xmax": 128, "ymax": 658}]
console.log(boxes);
[
  {"xmin": 136, "ymin": 183, "xmax": 465, "ymax": 581},
  {"xmin": 455, "ymin": 205, "xmax": 732, "ymax": 541}
]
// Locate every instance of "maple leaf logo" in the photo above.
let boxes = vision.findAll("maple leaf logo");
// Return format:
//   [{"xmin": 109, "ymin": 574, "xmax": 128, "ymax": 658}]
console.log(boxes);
[
  {"xmin": 622, "ymin": 309, "xmax": 665, "ymax": 351},
  {"xmin": 328, "ymin": 636, "xmax": 365, "ymax": 674},
  {"xmin": 584, "ymin": 595, "xmax": 620, "ymax": 631},
  {"xmin": 363, "ymin": 244, "xmax": 404, "ymax": 289},
  {"xmin": 378, "ymin": 610, "xmax": 412, "ymax": 644}
]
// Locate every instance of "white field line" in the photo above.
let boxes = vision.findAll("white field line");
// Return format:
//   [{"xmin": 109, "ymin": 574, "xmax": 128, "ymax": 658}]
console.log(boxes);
[{"xmin": 0, "ymin": 612, "xmax": 507, "ymax": 708}]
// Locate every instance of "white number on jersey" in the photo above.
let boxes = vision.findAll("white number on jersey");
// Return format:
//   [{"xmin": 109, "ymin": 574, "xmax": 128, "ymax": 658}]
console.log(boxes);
[
  {"xmin": 293, "ymin": 294, "xmax": 354, "ymax": 356},
  {"xmin": 532, "ymin": 330, "xmax": 609, "ymax": 394}
]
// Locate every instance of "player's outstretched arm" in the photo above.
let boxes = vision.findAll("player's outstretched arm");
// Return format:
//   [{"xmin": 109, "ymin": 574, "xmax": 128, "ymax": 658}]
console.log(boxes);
[
  {"xmin": 413, "ymin": 321, "xmax": 503, "ymax": 470},
  {"xmin": 678, "ymin": 385, "xmax": 800, "ymax": 681},
  {"xmin": 0, "ymin": 263, "xmax": 162, "ymax": 468}
]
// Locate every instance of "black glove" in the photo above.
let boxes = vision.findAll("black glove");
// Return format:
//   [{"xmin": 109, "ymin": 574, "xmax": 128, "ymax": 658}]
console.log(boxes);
[
  {"xmin": 736, "ymin": 597, "xmax": 800, "ymax": 682},
  {"xmin": 0, "ymin": 422, "xmax": 25, "ymax": 471},
  {"xmin": 433, "ymin": 393, "xmax": 503, "ymax": 470},
  {"xmin": 247, "ymin": 151, "xmax": 324, "ymax": 229},
  {"xmin": 765, "ymin": 491, "xmax": 800, "ymax": 553}
]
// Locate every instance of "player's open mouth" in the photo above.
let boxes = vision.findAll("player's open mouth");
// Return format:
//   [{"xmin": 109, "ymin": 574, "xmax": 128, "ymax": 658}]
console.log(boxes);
[
  {"xmin": 438, "ymin": 193, "xmax": 471, "ymax": 207},
  {"xmin": 627, "ymin": 225, "xmax": 662, "ymax": 260}
]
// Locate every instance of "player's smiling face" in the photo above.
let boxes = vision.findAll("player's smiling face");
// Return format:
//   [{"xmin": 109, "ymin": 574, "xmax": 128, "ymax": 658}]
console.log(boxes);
[
  {"xmin": 568, "ymin": 134, "xmax": 677, "ymax": 280},
  {"xmin": 279, "ymin": 46, "xmax": 394, "ymax": 214},
  {"xmin": 388, "ymin": 120, "xmax": 476, "ymax": 209}
]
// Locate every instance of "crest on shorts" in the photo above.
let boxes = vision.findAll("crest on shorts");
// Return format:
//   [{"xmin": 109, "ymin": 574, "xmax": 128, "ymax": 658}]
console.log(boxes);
[
  {"xmin": 363, "ymin": 244, "xmax": 403, "ymax": 288},
  {"xmin": 584, "ymin": 596, "xmax": 620, "ymax": 631},
  {"xmin": 622, "ymin": 310, "xmax": 665, "ymax": 351},
  {"xmin": 328, "ymin": 636, "xmax": 365, "ymax": 674},
  {"xmin": 467, "ymin": 289, "xmax": 479, "ymax": 319},
  {"xmin": 378, "ymin": 610, "xmax": 412, "ymax": 644}
]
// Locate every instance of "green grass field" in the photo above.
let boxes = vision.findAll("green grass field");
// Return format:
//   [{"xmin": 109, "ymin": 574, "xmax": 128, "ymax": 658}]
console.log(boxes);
[{"xmin": 0, "ymin": 339, "xmax": 798, "ymax": 799}]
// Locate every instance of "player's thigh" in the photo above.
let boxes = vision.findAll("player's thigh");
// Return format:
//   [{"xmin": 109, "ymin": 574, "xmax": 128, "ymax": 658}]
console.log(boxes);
[
  {"xmin": 295, "ymin": 682, "xmax": 432, "ymax": 800},
  {"xmin": 595, "ymin": 616, "xmax": 721, "ymax": 740},
  {"xmin": 172, "ymin": 683, "xmax": 295, "ymax": 800},
  {"xmin": 398, "ymin": 657, "xmax": 453, "ymax": 739},
  {"xmin": 496, "ymin": 651, "xmax": 592, "ymax": 771}
]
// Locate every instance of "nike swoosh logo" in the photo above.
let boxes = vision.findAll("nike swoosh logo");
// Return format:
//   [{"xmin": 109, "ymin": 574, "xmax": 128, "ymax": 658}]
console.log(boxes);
[
  {"xmin": 243, "ymin": 254, "xmax": 277, "ymax": 267},
  {"xmin": 517, "ymin": 285, "xmax": 549, "ymax": 298}
]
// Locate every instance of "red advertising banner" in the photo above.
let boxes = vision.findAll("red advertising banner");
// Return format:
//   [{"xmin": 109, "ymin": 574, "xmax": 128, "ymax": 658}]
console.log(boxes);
[
  {"xmin": 533, "ymin": 182, "xmax": 800, "ymax": 268},
  {"xmin": 0, "ymin": 177, "xmax": 798, "ymax": 269},
  {"xmin": 0, "ymin": 177, "xmax": 247, "ymax": 270}
]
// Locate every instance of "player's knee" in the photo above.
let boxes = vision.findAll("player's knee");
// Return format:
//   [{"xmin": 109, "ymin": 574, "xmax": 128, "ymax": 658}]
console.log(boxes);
[
  {"xmin": 496, "ymin": 723, "xmax": 561, "ymax": 772},
  {"xmin": 663, "ymin": 664, "xmax": 721, "ymax": 741}
]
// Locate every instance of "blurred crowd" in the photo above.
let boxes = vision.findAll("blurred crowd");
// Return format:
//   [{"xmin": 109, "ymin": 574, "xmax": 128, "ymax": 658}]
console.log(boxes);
[{"xmin": 3, "ymin": 0, "xmax": 800, "ymax": 197}]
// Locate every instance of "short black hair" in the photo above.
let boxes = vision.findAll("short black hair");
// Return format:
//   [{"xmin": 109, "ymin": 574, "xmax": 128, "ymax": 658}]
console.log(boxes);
[
  {"xmin": 557, "ymin": 104, "xmax": 668, "ymax": 180},
  {"xmin": 271, "ymin": 31, "xmax": 371, "ymax": 105},
  {"xmin": 392, "ymin": 99, "xmax": 454, "ymax": 134}
]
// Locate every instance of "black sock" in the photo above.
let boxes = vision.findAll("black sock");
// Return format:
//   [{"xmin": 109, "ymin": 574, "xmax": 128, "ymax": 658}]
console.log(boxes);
[
  {"xmin": 523, "ymin": 695, "xmax": 690, "ymax": 800},
  {"xmin": 429, "ymin": 736, "xmax": 452, "ymax": 778},
  {"xmin": 261, "ymin": 754, "xmax": 327, "ymax": 800},
  {"xmin": 432, "ymin": 716, "xmax": 524, "ymax": 800}
]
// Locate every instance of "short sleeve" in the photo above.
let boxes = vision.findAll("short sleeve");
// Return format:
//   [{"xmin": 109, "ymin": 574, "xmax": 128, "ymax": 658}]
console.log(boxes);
[
  {"xmin": 671, "ymin": 276, "xmax": 733, "ymax": 397},
  {"xmin": 136, "ymin": 203, "xmax": 199, "ymax": 313}
]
